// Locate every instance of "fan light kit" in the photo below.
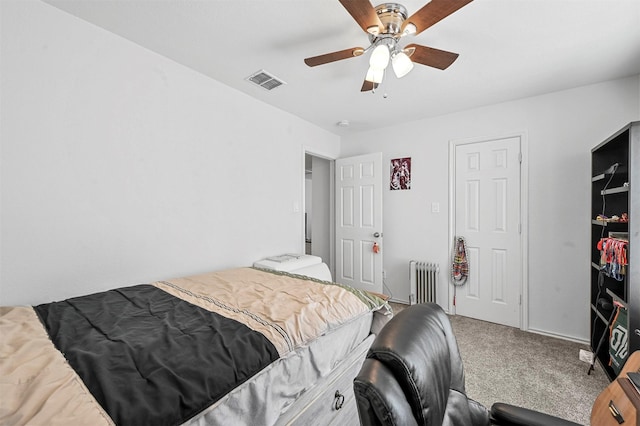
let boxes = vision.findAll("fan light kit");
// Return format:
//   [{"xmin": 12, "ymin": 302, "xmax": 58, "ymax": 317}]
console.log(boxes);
[{"xmin": 304, "ymin": 0, "xmax": 473, "ymax": 92}]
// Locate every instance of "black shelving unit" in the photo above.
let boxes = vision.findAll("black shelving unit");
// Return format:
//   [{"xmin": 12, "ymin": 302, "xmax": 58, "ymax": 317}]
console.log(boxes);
[{"xmin": 590, "ymin": 121, "xmax": 639, "ymax": 380}]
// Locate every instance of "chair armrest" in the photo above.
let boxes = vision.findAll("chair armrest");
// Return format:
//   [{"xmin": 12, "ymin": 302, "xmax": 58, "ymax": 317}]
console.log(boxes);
[
  {"xmin": 354, "ymin": 359, "xmax": 419, "ymax": 426},
  {"xmin": 490, "ymin": 403, "xmax": 582, "ymax": 426}
]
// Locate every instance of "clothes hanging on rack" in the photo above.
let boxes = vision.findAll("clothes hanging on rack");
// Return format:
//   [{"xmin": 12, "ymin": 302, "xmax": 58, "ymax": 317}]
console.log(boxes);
[{"xmin": 597, "ymin": 238, "xmax": 628, "ymax": 281}]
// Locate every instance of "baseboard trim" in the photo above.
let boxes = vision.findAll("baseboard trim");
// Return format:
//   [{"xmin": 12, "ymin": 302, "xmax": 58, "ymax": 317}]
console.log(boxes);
[
  {"xmin": 528, "ymin": 327, "xmax": 589, "ymax": 345},
  {"xmin": 387, "ymin": 304, "xmax": 583, "ymax": 343}
]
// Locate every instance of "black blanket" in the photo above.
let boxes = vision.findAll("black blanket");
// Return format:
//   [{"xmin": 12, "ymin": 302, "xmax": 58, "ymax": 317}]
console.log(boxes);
[{"xmin": 34, "ymin": 284, "xmax": 279, "ymax": 426}]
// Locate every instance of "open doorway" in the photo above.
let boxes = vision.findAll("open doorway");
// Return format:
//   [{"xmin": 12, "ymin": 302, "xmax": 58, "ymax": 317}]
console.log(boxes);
[{"xmin": 304, "ymin": 153, "xmax": 334, "ymax": 276}]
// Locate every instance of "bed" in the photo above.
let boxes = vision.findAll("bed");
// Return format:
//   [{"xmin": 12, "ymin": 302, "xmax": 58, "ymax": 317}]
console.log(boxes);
[{"xmin": 0, "ymin": 266, "xmax": 390, "ymax": 425}]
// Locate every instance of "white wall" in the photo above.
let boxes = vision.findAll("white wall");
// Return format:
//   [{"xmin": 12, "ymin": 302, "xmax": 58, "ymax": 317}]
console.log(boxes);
[
  {"xmin": 311, "ymin": 156, "xmax": 331, "ymax": 266},
  {"xmin": 0, "ymin": 1, "xmax": 340, "ymax": 305},
  {"xmin": 305, "ymin": 175, "xmax": 312, "ymax": 241},
  {"xmin": 341, "ymin": 75, "xmax": 640, "ymax": 341},
  {"xmin": 1, "ymin": 1, "xmax": 638, "ymax": 343}
]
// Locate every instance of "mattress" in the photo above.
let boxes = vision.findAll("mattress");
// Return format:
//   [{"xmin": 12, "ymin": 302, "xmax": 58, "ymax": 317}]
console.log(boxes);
[
  {"xmin": 252, "ymin": 253, "xmax": 323, "ymax": 270},
  {"xmin": 0, "ymin": 267, "xmax": 390, "ymax": 426},
  {"xmin": 253, "ymin": 254, "xmax": 332, "ymax": 282},
  {"xmin": 289, "ymin": 262, "xmax": 332, "ymax": 282}
]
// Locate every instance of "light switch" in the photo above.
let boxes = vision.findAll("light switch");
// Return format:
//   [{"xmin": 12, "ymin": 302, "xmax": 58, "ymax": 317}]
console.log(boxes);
[{"xmin": 431, "ymin": 202, "xmax": 440, "ymax": 213}]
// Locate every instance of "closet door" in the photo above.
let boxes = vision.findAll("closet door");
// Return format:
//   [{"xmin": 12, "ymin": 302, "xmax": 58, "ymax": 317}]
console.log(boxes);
[{"xmin": 453, "ymin": 136, "xmax": 522, "ymax": 328}]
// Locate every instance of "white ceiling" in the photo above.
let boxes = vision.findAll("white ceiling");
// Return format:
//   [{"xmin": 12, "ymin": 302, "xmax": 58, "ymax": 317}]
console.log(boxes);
[{"xmin": 45, "ymin": 0, "xmax": 640, "ymax": 136}]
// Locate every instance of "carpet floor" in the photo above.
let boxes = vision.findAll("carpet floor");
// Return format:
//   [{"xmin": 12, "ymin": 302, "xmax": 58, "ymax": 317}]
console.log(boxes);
[{"xmin": 388, "ymin": 302, "xmax": 609, "ymax": 425}]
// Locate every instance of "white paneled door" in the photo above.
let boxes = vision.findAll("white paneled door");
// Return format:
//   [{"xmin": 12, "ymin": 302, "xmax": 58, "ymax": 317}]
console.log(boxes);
[
  {"xmin": 335, "ymin": 153, "xmax": 383, "ymax": 294},
  {"xmin": 453, "ymin": 137, "xmax": 522, "ymax": 327}
]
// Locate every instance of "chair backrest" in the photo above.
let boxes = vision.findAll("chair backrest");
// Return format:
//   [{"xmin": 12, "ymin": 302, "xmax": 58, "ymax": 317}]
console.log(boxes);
[{"xmin": 353, "ymin": 303, "xmax": 490, "ymax": 426}]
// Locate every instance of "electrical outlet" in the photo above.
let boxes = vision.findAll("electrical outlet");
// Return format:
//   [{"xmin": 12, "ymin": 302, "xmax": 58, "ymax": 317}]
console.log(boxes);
[{"xmin": 579, "ymin": 349, "xmax": 594, "ymax": 364}]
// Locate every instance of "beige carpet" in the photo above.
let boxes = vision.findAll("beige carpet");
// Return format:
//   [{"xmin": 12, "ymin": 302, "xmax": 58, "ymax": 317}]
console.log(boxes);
[{"xmin": 388, "ymin": 302, "xmax": 609, "ymax": 425}]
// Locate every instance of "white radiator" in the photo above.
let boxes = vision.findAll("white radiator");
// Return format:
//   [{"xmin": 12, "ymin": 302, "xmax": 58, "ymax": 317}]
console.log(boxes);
[{"xmin": 410, "ymin": 261, "xmax": 439, "ymax": 305}]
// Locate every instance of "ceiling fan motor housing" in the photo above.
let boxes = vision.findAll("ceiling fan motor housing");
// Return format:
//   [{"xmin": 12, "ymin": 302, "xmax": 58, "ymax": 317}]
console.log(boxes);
[
  {"xmin": 368, "ymin": 3, "xmax": 409, "ymax": 58},
  {"xmin": 375, "ymin": 3, "xmax": 408, "ymax": 35}
]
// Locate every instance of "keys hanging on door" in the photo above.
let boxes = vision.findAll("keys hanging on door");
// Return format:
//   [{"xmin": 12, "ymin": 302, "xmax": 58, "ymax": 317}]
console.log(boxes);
[{"xmin": 372, "ymin": 232, "xmax": 381, "ymax": 254}]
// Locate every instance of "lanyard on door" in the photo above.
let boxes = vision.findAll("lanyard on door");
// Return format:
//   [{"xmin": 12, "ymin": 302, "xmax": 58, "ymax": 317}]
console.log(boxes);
[{"xmin": 451, "ymin": 237, "xmax": 469, "ymax": 305}]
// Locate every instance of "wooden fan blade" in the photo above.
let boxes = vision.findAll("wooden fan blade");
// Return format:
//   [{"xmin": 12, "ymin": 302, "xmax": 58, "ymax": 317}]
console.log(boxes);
[
  {"xmin": 338, "ymin": 0, "xmax": 383, "ymax": 35},
  {"xmin": 304, "ymin": 47, "xmax": 364, "ymax": 67},
  {"xmin": 402, "ymin": 0, "xmax": 473, "ymax": 35},
  {"xmin": 405, "ymin": 44, "xmax": 459, "ymax": 70},
  {"xmin": 360, "ymin": 80, "xmax": 379, "ymax": 92}
]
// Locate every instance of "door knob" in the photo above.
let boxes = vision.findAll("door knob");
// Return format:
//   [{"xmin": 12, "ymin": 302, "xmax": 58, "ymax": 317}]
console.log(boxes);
[{"xmin": 373, "ymin": 232, "xmax": 381, "ymax": 238}]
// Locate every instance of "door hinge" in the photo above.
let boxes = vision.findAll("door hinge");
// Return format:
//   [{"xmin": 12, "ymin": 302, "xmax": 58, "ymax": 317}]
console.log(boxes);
[
  {"xmin": 518, "ymin": 223, "xmax": 521, "ymax": 234},
  {"xmin": 519, "ymin": 294, "xmax": 522, "ymax": 305},
  {"xmin": 518, "ymin": 152, "xmax": 522, "ymax": 163}
]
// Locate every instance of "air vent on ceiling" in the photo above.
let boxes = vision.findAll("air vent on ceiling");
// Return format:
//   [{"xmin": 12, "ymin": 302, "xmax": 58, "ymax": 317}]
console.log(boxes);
[{"xmin": 246, "ymin": 70, "xmax": 286, "ymax": 91}]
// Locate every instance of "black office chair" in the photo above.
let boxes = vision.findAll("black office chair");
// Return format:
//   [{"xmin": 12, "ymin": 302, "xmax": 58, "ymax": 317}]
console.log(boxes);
[{"xmin": 353, "ymin": 303, "xmax": 581, "ymax": 426}]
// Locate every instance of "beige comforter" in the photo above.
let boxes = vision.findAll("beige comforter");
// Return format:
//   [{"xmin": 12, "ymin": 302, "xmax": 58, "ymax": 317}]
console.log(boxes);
[{"xmin": 0, "ymin": 267, "xmax": 386, "ymax": 425}]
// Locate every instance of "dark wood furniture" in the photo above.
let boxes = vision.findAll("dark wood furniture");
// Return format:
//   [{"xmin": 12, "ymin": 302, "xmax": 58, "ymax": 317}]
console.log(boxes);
[
  {"xmin": 590, "ymin": 121, "xmax": 639, "ymax": 380},
  {"xmin": 591, "ymin": 351, "xmax": 640, "ymax": 425}
]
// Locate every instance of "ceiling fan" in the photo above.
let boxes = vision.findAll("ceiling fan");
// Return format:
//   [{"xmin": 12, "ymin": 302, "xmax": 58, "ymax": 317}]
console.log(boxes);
[{"xmin": 304, "ymin": 0, "xmax": 473, "ymax": 92}]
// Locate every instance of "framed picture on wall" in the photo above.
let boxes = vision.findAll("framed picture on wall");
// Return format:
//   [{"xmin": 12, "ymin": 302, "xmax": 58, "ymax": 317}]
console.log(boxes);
[{"xmin": 390, "ymin": 157, "xmax": 411, "ymax": 190}]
